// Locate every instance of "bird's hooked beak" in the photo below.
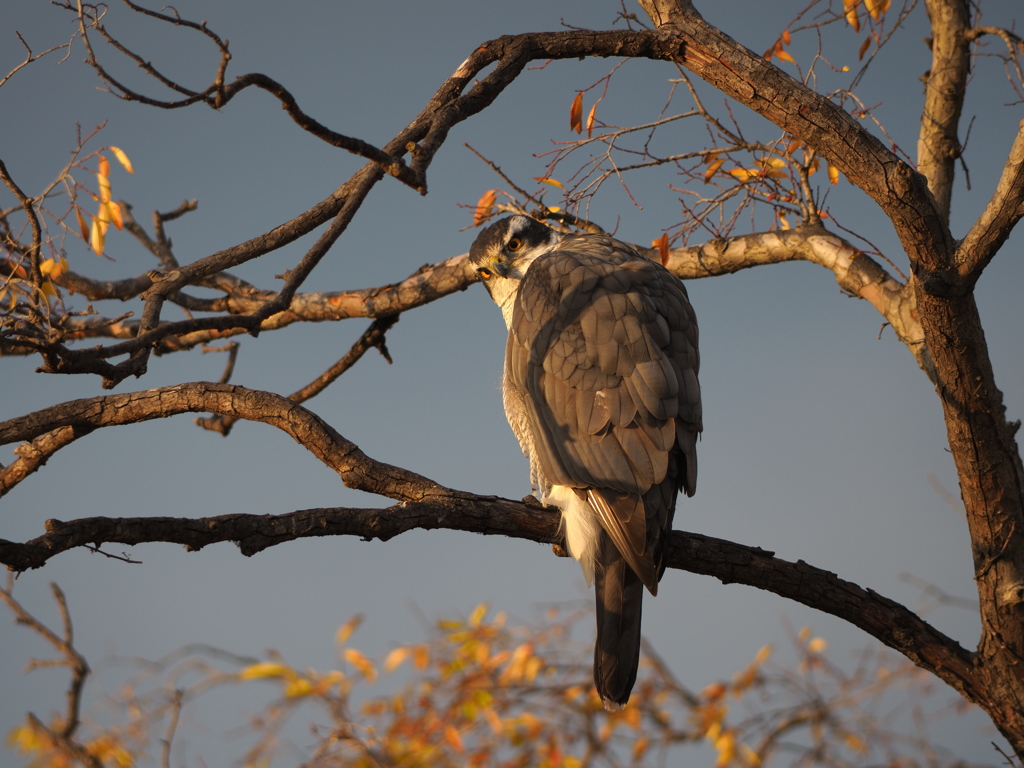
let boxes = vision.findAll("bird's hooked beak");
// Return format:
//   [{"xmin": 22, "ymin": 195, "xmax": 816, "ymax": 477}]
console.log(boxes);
[{"xmin": 492, "ymin": 260, "xmax": 510, "ymax": 278}]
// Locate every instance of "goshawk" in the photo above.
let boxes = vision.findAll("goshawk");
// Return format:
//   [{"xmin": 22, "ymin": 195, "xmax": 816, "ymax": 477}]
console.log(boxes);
[{"xmin": 469, "ymin": 215, "xmax": 702, "ymax": 710}]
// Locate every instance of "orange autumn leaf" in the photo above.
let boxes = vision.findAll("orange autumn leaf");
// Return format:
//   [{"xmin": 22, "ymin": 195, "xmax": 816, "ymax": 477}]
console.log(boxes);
[
  {"xmin": 782, "ymin": 28, "xmax": 792, "ymax": 45},
  {"xmin": 444, "ymin": 724, "xmax": 465, "ymax": 753},
  {"xmin": 75, "ymin": 206, "xmax": 90, "ymax": 241},
  {"xmin": 336, "ymin": 614, "xmax": 364, "ymax": 646},
  {"xmin": 827, "ymin": 161, "xmax": 840, "ymax": 185},
  {"xmin": 704, "ymin": 156, "xmax": 726, "ymax": 182},
  {"xmin": 533, "ymin": 177, "xmax": 564, "ymax": 190},
  {"xmin": 652, "ymin": 233, "xmax": 670, "ymax": 266},
  {"xmin": 97, "ymin": 154, "xmax": 110, "ymax": 179},
  {"xmin": 413, "ymin": 644, "xmax": 430, "ymax": 669},
  {"xmin": 586, "ymin": 102, "xmax": 597, "ymax": 138},
  {"xmin": 774, "ymin": 48, "xmax": 795, "ymax": 64},
  {"xmin": 384, "ymin": 647, "xmax": 409, "ymax": 673},
  {"xmin": 569, "ymin": 91, "xmax": 583, "ymax": 134},
  {"xmin": 343, "ymin": 648, "xmax": 377, "ymax": 682},
  {"xmin": 473, "ymin": 189, "xmax": 496, "ymax": 226},
  {"xmin": 865, "ymin": 0, "xmax": 890, "ymax": 21},
  {"xmin": 859, "ymin": 35, "xmax": 872, "ymax": 60},
  {"xmin": 843, "ymin": 0, "xmax": 861, "ymax": 32}
]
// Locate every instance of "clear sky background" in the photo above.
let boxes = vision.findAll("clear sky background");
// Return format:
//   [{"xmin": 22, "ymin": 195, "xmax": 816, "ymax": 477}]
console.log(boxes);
[{"xmin": 2, "ymin": 0, "xmax": 1022, "ymax": 764}]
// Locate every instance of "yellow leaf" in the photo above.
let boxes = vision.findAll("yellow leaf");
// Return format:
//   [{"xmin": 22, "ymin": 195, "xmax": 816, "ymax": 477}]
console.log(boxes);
[
  {"xmin": 285, "ymin": 677, "xmax": 313, "ymax": 697},
  {"xmin": 570, "ymin": 91, "xmax": 583, "ymax": 134},
  {"xmin": 729, "ymin": 168, "xmax": 753, "ymax": 181},
  {"xmin": 808, "ymin": 637, "xmax": 828, "ymax": 653},
  {"xmin": 344, "ymin": 648, "xmax": 377, "ymax": 682},
  {"xmin": 741, "ymin": 742, "xmax": 762, "ymax": 765},
  {"xmin": 239, "ymin": 662, "xmax": 289, "ymax": 679},
  {"xmin": 7, "ymin": 722, "xmax": 46, "ymax": 753},
  {"xmin": 704, "ymin": 157, "xmax": 726, "ymax": 182},
  {"xmin": 96, "ymin": 198, "xmax": 110, "ymax": 235},
  {"xmin": 546, "ymin": 205, "xmax": 561, "ymax": 213},
  {"xmin": 98, "ymin": 172, "xmax": 112, "ymax": 204},
  {"xmin": 336, "ymin": 614, "xmax": 364, "ymax": 646},
  {"xmin": 40, "ymin": 258, "xmax": 59, "ymax": 278},
  {"xmin": 473, "ymin": 189, "xmax": 496, "ymax": 226},
  {"xmin": 75, "ymin": 206, "xmax": 90, "ymax": 241},
  {"xmin": 533, "ymin": 177, "xmax": 564, "ymax": 190},
  {"xmin": 775, "ymin": 49, "xmax": 795, "ymax": 64},
  {"xmin": 384, "ymin": 647, "xmax": 409, "ymax": 673},
  {"xmin": 109, "ymin": 145, "xmax": 134, "ymax": 173},
  {"xmin": 778, "ymin": 213, "xmax": 790, "ymax": 230},
  {"xmin": 97, "ymin": 154, "xmax": 110, "ymax": 178},
  {"xmin": 714, "ymin": 729, "xmax": 736, "ymax": 766},
  {"xmin": 108, "ymin": 201, "xmax": 124, "ymax": 232},
  {"xmin": 586, "ymin": 102, "xmax": 597, "ymax": 138},
  {"xmin": 469, "ymin": 603, "xmax": 488, "ymax": 627},
  {"xmin": 90, "ymin": 217, "xmax": 105, "ymax": 255},
  {"xmin": 760, "ymin": 157, "xmax": 786, "ymax": 169},
  {"xmin": 827, "ymin": 161, "xmax": 840, "ymax": 185}
]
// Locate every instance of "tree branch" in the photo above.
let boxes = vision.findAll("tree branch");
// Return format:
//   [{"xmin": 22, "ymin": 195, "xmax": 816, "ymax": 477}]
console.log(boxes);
[
  {"xmin": 956, "ymin": 119, "xmax": 1024, "ymax": 284},
  {"xmin": 635, "ymin": 0, "xmax": 958, "ymax": 290},
  {"xmin": 650, "ymin": 226, "xmax": 934, "ymax": 380},
  {"xmin": 0, "ymin": 500, "xmax": 980, "ymax": 709},
  {"xmin": 918, "ymin": 0, "xmax": 972, "ymax": 222},
  {"xmin": 0, "ymin": 381, "xmax": 442, "ymax": 502}
]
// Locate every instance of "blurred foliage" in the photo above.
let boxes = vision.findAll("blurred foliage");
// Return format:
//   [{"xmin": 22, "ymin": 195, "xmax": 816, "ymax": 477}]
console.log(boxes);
[{"xmin": 3, "ymin": 584, "xmax": 990, "ymax": 768}]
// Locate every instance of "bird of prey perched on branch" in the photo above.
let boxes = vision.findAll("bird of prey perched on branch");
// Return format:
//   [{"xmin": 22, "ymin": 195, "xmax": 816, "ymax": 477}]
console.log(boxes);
[{"xmin": 469, "ymin": 215, "xmax": 702, "ymax": 710}]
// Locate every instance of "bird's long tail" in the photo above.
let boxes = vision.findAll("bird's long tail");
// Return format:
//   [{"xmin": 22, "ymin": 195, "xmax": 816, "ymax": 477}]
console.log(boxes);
[{"xmin": 593, "ymin": 530, "xmax": 644, "ymax": 711}]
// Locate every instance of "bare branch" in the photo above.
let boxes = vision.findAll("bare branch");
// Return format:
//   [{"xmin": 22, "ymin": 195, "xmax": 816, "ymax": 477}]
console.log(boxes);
[
  {"xmin": 650, "ymin": 226, "xmax": 934, "ymax": 380},
  {"xmin": 0, "ymin": 504, "xmax": 980, "ymax": 712},
  {"xmin": 956, "ymin": 119, "xmax": 1024, "ymax": 283},
  {"xmin": 0, "ymin": 580, "xmax": 97, "ymax": 765},
  {"xmin": 0, "ymin": 425, "xmax": 91, "ymax": 499},
  {"xmin": 196, "ymin": 315, "xmax": 399, "ymax": 435},
  {"xmin": 0, "ymin": 381, "xmax": 444, "ymax": 502},
  {"xmin": 0, "ymin": 159, "xmax": 43, "ymax": 287}
]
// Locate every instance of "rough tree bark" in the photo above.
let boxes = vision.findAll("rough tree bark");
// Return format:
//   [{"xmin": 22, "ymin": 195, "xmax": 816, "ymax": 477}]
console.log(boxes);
[
  {"xmin": 638, "ymin": 0, "xmax": 1024, "ymax": 751},
  {"xmin": 2, "ymin": 0, "xmax": 1023, "ymax": 756}
]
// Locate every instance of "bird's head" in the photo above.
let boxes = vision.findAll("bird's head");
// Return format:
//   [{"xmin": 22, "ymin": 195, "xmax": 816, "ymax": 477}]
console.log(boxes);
[{"xmin": 469, "ymin": 216, "xmax": 561, "ymax": 310}]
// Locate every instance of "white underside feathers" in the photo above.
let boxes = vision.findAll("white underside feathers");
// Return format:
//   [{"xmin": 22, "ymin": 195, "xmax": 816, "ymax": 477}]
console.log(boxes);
[{"xmin": 544, "ymin": 484, "xmax": 599, "ymax": 585}]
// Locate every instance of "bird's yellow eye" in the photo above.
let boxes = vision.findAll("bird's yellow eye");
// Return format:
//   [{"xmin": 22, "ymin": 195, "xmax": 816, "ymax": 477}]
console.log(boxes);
[
  {"xmin": 507, "ymin": 238, "xmax": 522, "ymax": 252},
  {"xmin": 477, "ymin": 267, "xmax": 493, "ymax": 280}
]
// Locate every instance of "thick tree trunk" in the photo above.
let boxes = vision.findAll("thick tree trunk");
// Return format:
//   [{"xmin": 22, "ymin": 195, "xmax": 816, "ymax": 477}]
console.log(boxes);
[
  {"xmin": 638, "ymin": 0, "xmax": 1024, "ymax": 755},
  {"xmin": 916, "ymin": 285, "xmax": 1024, "ymax": 748}
]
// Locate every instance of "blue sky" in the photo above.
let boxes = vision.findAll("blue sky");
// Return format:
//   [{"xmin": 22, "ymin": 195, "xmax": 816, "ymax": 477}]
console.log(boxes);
[{"xmin": 2, "ymin": 0, "xmax": 1022, "ymax": 763}]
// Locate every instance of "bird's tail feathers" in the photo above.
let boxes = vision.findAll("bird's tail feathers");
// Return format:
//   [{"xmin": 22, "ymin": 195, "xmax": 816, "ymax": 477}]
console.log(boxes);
[{"xmin": 593, "ymin": 531, "xmax": 644, "ymax": 711}]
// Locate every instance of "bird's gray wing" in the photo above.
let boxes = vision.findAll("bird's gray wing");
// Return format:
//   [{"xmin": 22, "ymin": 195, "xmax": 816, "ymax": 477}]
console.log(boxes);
[{"xmin": 507, "ymin": 234, "xmax": 701, "ymax": 593}]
